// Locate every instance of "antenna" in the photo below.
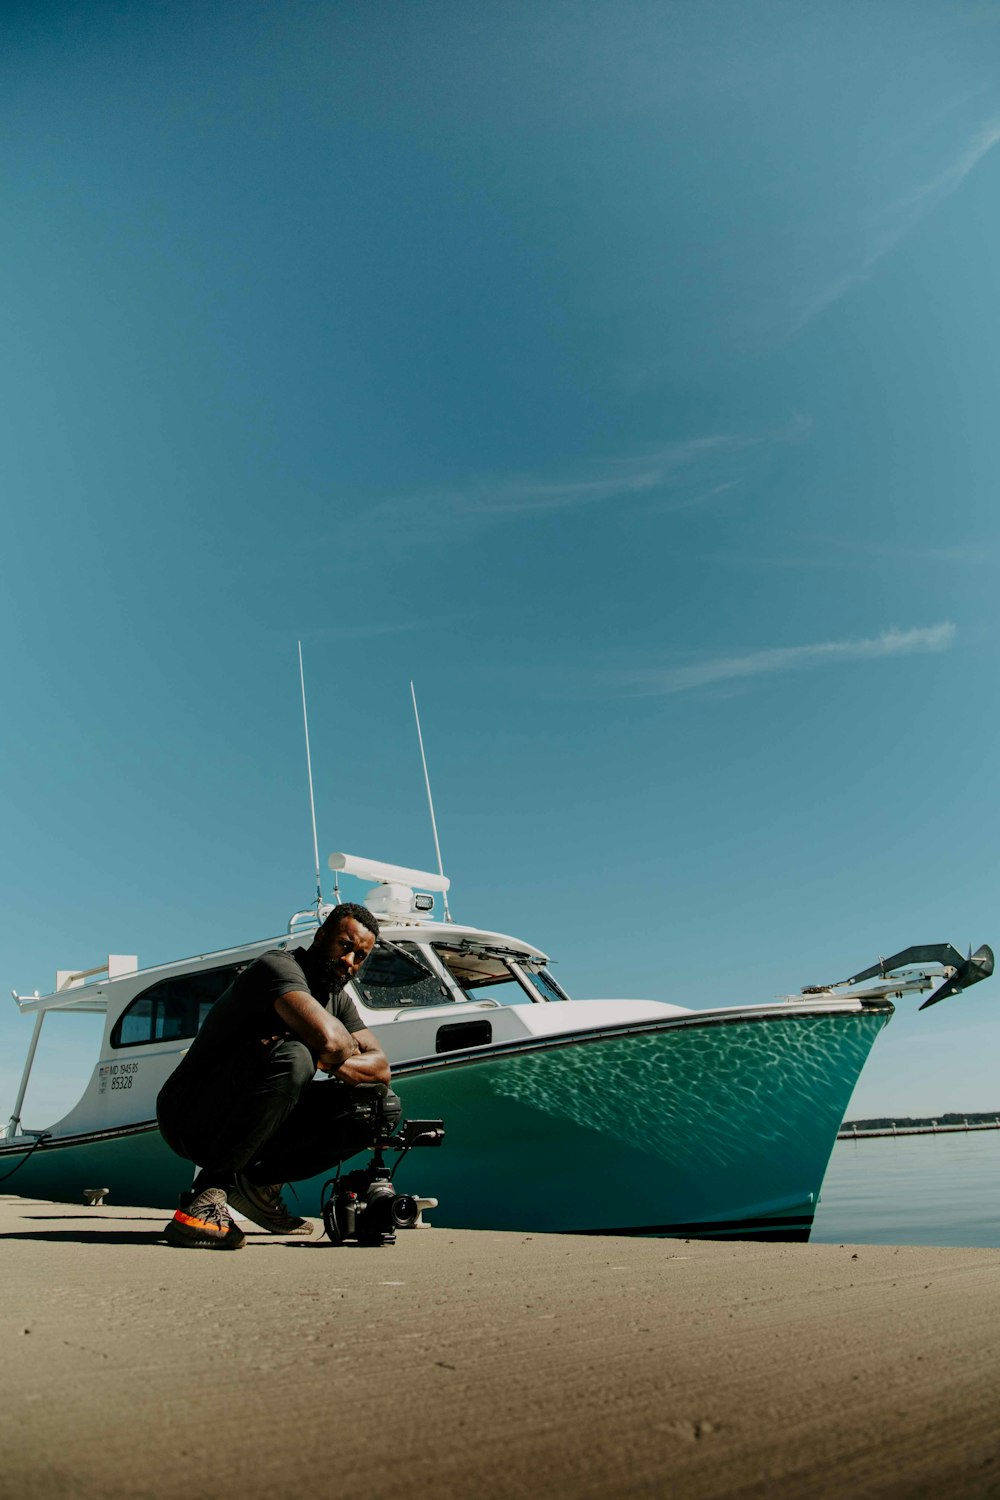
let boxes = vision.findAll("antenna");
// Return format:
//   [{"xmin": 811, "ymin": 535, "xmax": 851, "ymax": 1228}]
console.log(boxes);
[
  {"xmin": 298, "ymin": 642, "xmax": 326, "ymax": 914},
  {"xmin": 410, "ymin": 680, "xmax": 451, "ymax": 920}
]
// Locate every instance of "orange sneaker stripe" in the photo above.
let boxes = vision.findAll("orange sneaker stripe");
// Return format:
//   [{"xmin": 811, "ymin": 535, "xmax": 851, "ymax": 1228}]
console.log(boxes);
[{"xmin": 173, "ymin": 1209, "xmax": 228, "ymax": 1234}]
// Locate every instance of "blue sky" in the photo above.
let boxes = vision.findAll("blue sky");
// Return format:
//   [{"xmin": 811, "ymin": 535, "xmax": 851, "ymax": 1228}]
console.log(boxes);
[{"xmin": 3, "ymin": 0, "xmax": 999, "ymax": 1124}]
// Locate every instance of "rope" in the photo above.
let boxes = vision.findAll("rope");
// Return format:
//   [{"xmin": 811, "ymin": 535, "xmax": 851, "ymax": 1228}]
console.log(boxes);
[{"xmin": 0, "ymin": 1132, "xmax": 51, "ymax": 1186}]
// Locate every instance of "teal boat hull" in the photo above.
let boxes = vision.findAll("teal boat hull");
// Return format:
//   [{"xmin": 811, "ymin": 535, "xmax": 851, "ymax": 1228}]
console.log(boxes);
[{"xmin": 0, "ymin": 1007, "xmax": 890, "ymax": 1240}]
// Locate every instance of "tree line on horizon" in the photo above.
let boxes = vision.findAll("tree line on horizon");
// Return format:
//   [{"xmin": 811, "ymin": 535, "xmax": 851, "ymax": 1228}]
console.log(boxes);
[{"xmin": 843, "ymin": 1111, "xmax": 1000, "ymax": 1130}]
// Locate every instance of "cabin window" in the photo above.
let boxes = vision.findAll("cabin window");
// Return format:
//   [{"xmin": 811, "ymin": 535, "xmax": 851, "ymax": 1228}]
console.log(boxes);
[
  {"xmin": 435, "ymin": 947, "xmax": 570, "ymax": 1003},
  {"xmin": 517, "ymin": 966, "xmax": 570, "ymax": 1002},
  {"xmin": 434, "ymin": 947, "xmax": 524, "ymax": 1004},
  {"xmin": 110, "ymin": 964, "xmax": 245, "ymax": 1048},
  {"xmin": 353, "ymin": 945, "xmax": 453, "ymax": 1009}
]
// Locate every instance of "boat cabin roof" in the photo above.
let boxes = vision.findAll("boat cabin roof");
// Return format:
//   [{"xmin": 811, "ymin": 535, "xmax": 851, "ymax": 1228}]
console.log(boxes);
[{"xmin": 11, "ymin": 918, "xmax": 550, "ymax": 1015}]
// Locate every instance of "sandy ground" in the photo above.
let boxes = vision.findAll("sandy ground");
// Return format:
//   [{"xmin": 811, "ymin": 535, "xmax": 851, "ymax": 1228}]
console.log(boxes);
[{"xmin": 2, "ymin": 1195, "xmax": 999, "ymax": 1500}]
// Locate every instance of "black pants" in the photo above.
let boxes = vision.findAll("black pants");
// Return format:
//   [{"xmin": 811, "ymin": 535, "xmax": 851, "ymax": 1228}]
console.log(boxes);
[{"xmin": 156, "ymin": 1037, "xmax": 400, "ymax": 1187}]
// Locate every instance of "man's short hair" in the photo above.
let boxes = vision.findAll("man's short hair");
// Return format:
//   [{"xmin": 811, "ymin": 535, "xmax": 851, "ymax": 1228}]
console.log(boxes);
[{"xmin": 322, "ymin": 902, "xmax": 380, "ymax": 940}]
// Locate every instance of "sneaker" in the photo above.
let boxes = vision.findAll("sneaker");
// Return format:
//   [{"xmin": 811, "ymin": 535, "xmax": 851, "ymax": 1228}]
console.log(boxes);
[
  {"xmin": 229, "ymin": 1173, "xmax": 315, "ymax": 1236},
  {"xmin": 163, "ymin": 1187, "xmax": 246, "ymax": 1250}
]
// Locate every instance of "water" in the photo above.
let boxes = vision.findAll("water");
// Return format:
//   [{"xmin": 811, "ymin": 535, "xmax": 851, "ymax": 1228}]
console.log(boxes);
[{"xmin": 811, "ymin": 1128, "xmax": 1000, "ymax": 1248}]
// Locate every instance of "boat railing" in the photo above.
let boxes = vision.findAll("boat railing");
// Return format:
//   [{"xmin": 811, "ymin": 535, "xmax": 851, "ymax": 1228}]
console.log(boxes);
[
  {"xmin": 10, "ymin": 954, "xmax": 138, "ymax": 1013},
  {"xmin": 287, "ymin": 909, "xmax": 323, "ymax": 935},
  {"xmin": 5, "ymin": 955, "xmax": 136, "ymax": 1144}
]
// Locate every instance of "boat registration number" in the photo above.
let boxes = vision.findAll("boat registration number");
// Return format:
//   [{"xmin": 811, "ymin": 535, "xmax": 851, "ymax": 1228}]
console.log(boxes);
[{"xmin": 99, "ymin": 1061, "xmax": 140, "ymax": 1094}]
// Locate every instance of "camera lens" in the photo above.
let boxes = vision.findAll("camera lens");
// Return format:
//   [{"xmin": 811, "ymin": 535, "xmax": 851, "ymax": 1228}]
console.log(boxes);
[
  {"xmin": 391, "ymin": 1193, "xmax": 419, "ymax": 1229},
  {"xmin": 364, "ymin": 1180, "xmax": 397, "ymax": 1232}
]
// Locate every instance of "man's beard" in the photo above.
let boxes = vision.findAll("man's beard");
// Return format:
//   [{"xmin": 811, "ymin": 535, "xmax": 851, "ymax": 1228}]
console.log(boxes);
[{"xmin": 308, "ymin": 954, "xmax": 346, "ymax": 998}]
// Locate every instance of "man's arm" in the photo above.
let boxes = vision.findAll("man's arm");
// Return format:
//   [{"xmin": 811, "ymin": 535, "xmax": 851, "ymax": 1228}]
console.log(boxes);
[
  {"xmin": 333, "ymin": 1028, "xmax": 391, "ymax": 1088},
  {"xmin": 274, "ymin": 989, "xmax": 360, "ymax": 1074}
]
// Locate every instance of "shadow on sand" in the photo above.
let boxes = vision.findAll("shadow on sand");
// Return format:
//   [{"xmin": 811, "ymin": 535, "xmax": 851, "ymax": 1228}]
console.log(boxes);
[
  {"xmin": 0, "ymin": 1228, "xmax": 169, "ymax": 1245},
  {"xmin": 0, "ymin": 1222, "xmax": 322, "ymax": 1246}
]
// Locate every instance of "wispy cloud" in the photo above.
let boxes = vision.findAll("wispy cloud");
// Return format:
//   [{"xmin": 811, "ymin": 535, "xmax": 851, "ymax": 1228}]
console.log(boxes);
[
  {"xmin": 442, "ymin": 462, "xmax": 671, "ymax": 516},
  {"xmin": 635, "ymin": 479, "xmax": 741, "ymax": 518},
  {"xmin": 892, "ymin": 116, "xmax": 1000, "ymax": 219},
  {"xmin": 796, "ymin": 116, "xmax": 1000, "ymax": 330},
  {"xmin": 363, "ymin": 418, "xmax": 811, "ymax": 539},
  {"xmin": 613, "ymin": 623, "xmax": 956, "ymax": 698},
  {"xmin": 384, "ymin": 434, "xmax": 736, "ymax": 522}
]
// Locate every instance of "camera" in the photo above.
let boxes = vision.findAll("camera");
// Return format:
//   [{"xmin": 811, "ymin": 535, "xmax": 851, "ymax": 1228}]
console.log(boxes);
[{"xmin": 320, "ymin": 1093, "xmax": 444, "ymax": 1247}]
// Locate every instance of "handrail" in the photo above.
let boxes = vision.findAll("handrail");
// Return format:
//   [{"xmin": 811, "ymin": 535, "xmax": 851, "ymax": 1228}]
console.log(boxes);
[{"xmin": 287, "ymin": 909, "xmax": 322, "ymax": 934}]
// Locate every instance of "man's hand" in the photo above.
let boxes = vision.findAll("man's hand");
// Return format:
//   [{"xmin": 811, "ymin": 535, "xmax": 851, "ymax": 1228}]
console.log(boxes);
[
  {"xmin": 318, "ymin": 1028, "xmax": 361, "ymax": 1074},
  {"xmin": 334, "ymin": 1028, "xmax": 391, "ymax": 1088},
  {"xmin": 274, "ymin": 989, "xmax": 361, "ymax": 1072},
  {"xmin": 272, "ymin": 995, "xmax": 390, "ymax": 1086}
]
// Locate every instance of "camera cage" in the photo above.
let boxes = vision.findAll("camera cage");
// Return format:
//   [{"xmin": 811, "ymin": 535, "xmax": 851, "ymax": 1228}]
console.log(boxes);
[{"xmin": 319, "ymin": 1097, "xmax": 444, "ymax": 1247}]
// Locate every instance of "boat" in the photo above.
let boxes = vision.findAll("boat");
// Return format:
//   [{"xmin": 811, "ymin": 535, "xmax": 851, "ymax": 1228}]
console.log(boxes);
[{"xmin": 4, "ymin": 852, "xmax": 992, "ymax": 1240}]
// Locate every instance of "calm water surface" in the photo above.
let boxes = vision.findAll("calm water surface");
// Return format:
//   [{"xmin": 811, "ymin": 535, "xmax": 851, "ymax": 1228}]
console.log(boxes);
[{"xmin": 811, "ymin": 1128, "xmax": 1000, "ymax": 1247}]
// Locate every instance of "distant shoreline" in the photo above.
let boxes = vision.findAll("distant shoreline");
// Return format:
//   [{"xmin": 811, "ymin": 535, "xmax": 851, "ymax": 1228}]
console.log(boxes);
[{"xmin": 843, "ymin": 1111, "xmax": 1000, "ymax": 1130}]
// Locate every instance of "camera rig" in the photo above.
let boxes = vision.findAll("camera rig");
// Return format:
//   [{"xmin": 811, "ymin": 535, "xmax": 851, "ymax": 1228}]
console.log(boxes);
[{"xmin": 319, "ymin": 1092, "xmax": 445, "ymax": 1247}]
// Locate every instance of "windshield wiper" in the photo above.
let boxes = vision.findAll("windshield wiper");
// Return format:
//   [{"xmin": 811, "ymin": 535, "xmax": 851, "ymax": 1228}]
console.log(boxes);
[
  {"xmin": 375, "ymin": 939, "xmax": 438, "ymax": 979},
  {"xmin": 447, "ymin": 940, "xmax": 534, "ymax": 960}
]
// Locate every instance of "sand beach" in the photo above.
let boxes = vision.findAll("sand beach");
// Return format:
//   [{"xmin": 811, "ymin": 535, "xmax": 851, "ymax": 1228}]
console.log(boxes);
[{"xmin": 2, "ymin": 1194, "xmax": 998, "ymax": 1500}]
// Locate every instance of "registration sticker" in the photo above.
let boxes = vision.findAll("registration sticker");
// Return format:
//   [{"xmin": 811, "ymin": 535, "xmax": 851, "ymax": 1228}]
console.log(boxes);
[{"xmin": 99, "ymin": 1061, "xmax": 139, "ymax": 1094}]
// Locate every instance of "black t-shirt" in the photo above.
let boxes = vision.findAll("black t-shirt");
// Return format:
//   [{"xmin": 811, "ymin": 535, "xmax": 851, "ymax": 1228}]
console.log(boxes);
[{"xmin": 165, "ymin": 946, "xmax": 365, "ymax": 1091}]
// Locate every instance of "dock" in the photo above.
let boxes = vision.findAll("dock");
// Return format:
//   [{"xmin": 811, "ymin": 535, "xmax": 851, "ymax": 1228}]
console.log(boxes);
[
  {"xmin": 837, "ymin": 1118, "xmax": 1000, "ymax": 1140},
  {"xmin": 2, "ymin": 1194, "xmax": 999, "ymax": 1499}
]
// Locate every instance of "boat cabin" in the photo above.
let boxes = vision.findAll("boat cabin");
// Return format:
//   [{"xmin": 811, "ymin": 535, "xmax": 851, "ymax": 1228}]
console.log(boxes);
[{"xmin": 4, "ymin": 855, "xmax": 572, "ymax": 1144}]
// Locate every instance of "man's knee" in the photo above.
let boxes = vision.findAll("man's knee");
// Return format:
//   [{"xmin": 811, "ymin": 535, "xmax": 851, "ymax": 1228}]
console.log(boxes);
[
  {"xmin": 278, "ymin": 1039, "xmax": 317, "ymax": 1092},
  {"xmin": 258, "ymin": 1037, "xmax": 317, "ymax": 1098}
]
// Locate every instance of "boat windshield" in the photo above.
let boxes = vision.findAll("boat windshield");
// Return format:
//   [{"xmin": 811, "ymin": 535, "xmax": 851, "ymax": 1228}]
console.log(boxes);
[
  {"xmin": 515, "ymin": 964, "xmax": 570, "ymax": 1003},
  {"xmin": 434, "ymin": 945, "xmax": 569, "ymax": 1004},
  {"xmin": 352, "ymin": 943, "xmax": 453, "ymax": 1009}
]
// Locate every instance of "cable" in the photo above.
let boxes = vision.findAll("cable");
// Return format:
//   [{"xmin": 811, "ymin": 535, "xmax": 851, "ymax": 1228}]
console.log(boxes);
[{"xmin": 0, "ymin": 1132, "xmax": 51, "ymax": 1185}]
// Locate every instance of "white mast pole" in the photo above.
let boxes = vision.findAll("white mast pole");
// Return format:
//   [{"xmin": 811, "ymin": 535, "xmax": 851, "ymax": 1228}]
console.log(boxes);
[
  {"xmin": 298, "ymin": 641, "xmax": 325, "ymax": 915},
  {"xmin": 410, "ymin": 679, "xmax": 451, "ymax": 920},
  {"xmin": 7, "ymin": 1011, "xmax": 46, "ymax": 1139}
]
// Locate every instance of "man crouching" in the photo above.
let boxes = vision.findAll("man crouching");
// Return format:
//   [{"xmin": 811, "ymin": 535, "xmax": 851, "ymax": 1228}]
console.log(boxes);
[{"xmin": 156, "ymin": 903, "xmax": 393, "ymax": 1249}]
